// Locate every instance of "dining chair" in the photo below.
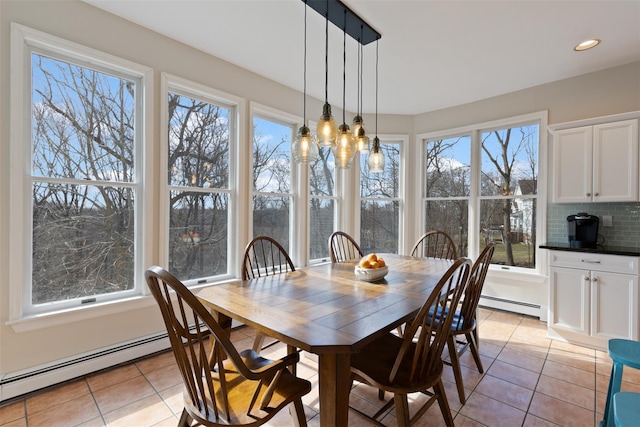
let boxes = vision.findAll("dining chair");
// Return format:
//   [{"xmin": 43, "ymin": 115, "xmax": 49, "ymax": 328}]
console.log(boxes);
[
  {"xmin": 328, "ymin": 231, "xmax": 363, "ymax": 263},
  {"xmin": 601, "ymin": 338, "xmax": 640, "ymax": 427},
  {"xmin": 613, "ymin": 392, "xmax": 640, "ymax": 427},
  {"xmin": 445, "ymin": 242, "xmax": 495, "ymax": 403},
  {"xmin": 349, "ymin": 257, "xmax": 472, "ymax": 427},
  {"xmin": 145, "ymin": 266, "xmax": 311, "ymax": 427},
  {"xmin": 410, "ymin": 230, "xmax": 457, "ymax": 260},
  {"xmin": 242, "ymin": 236, "xmax": 296, "ymax": 353}
]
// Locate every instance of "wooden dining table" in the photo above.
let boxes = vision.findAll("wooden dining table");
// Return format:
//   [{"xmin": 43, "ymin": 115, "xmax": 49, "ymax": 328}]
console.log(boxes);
[{"xmin": 196, "ymin": 253, "xmax": 454, "ymax": 426}]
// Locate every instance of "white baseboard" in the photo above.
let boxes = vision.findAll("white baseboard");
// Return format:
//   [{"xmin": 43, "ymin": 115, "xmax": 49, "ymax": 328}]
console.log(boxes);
[
  {"xmin": 0, "ymin": 333, "xmax": 171, "ymax": 403},
  {"xmin": 480, "ymin": 295, "xmax": 547, "ymax": 321}
]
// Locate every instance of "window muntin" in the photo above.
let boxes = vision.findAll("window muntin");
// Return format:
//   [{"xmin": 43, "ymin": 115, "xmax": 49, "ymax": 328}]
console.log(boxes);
[
  {"xmin": 167, "ymin": 91, "xmax": 232, "ymax": 281},
  {"xmin": 422, "ymin": 119, "xmax": 541, "ymax": 270},
  {"xmin": 252, "ymin": 116, "xmax": 294, "ymax": 252},
  {"xmin": 360, "ymin": 141, "xmax": 401, "ymax": 254},
  {"xmin": 28, "ymin": 51, "xmax": 142, "ymax": 310}
]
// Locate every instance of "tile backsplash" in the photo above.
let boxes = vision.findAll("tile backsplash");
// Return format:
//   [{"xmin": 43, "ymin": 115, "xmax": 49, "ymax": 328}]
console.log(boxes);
[{"xmin": 547, "ymin": 202, "xmax": 640, "ymax": 248}]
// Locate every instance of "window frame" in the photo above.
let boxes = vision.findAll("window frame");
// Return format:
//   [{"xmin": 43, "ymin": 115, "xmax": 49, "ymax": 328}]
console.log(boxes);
[
  {"xmin": 357, "ymin": 134, "xmax": 407, "ymax": 254},
  {"xmin": 248, "ymin": 102, "xmax": 303, "ymax": 265},
  {"xmin": 417, "ymin": 111, "xmax": 548, "ymax": 276},
  {"xmin": 8, "ymin": 23, "xmax": 154, "ymax": 327},
  {"xmin": 160, "ymin": 73, "xmax": 244, "ymax": 286}
]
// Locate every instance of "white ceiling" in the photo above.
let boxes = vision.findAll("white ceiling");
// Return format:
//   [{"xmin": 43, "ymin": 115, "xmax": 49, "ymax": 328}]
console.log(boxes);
[{"xmin": 85, "ymin": 0, "xmax": 640, "ymax": 115}]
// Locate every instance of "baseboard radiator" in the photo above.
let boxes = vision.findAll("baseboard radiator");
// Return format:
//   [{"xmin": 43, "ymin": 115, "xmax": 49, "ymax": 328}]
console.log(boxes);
[
  {"xmin": 479, "ymin": 294, "xmax": 546, "ymax": 320},
  {"xmin": 0, "ymin": 332, "xmax": 171, "ymax": 403}
]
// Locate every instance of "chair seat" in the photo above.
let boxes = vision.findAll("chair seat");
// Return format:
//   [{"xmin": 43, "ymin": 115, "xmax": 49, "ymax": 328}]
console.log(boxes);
[
  {"xmin": 609, "ymin": 339, "xmax": 640, "ymax": 369},
  {"xmin": 613, "ymin": 392, "xmax": 640, "ymax": 427},
  {"xmin": 186, "ymin": 349, "xmax": 312, "ymax": 425},
  {"xmin": 351, "ymin": 333, "xmax": 444, "ymax": 392}
]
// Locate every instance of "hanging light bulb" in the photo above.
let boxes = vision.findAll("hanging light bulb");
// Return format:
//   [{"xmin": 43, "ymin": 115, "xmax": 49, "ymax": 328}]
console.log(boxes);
[
  {"xmin": 367, "ymin": 39, "xmax": 385, "ymax": 173},
  {"xmin": 332, "ymin": 10, "xmax": 357, "ymax": 168},
  {"xmin": 316, "ymin": 0, "xmax": 337, "ymax": 147},
  {"xmin": 353, "ymin": 27, "xmax": 369, "ymax": 152},
  {"xmin": 292, "ymin": 0, "xmax": 319, "ymax": 163}
]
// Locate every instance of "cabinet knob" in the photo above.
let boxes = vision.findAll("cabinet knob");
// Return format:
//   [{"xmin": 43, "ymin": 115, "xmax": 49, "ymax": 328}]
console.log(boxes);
[
  {"xmin": 586, "ymin": 193, "xmax": 591, "ymax": 197},
  {"xmin": 594, "ymin": 193, "xmax": 599, "ymax": 197},
  {"xmin": 584, "ymin": 277, "xmax": 590, "ymax": 281},
  {"xmin": 592, "ymin": 277, "xmax": 598, "ymax": 282}
]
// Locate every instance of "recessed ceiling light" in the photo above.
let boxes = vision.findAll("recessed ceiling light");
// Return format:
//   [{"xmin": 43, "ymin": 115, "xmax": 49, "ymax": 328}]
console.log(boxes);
[{"xmin": 574, "ymin": 39, "xmax": 601, "ymax": 51}]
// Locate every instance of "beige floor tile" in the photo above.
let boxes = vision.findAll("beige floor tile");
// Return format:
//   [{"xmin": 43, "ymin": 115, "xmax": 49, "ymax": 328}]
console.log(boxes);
[
  {"xmin": 26, "ymin": 380, "xmax": 90, "ymax": 414},
  {"xmin": 0, "ymin": 418, "xmax": 27, "ymax": 427},
  {"xmin": 550, "ymin": 339, "xmax": 596, "ymax": 357},
  {"xmin": 157, "ymin": 383, "xmax": 184, "ymax": 416},
  {"xmin": 27, "ymin": 394, "xmax": 100, "ymax": 427},
  {"xmin": 458, "ymin": 392, "xmax": 526, "ymax": 426},
  {"xmin": 546, "ymin": 347, "xmax": 596, "ymax": 373},
  {"xmin": 143, "ymin": 363, "xmax": 183, "ymax": 392},
  {"xmin": 134, "ymin": 350, "xmax": 176, "ymax": 376},
  {"xmin": 486, "ymin": 359, "xmax": 540, "ymax": 390},
  {"xmin": 522, "ymin": 413, "xmax": 561, "ymax": 426},
  {"xmin": 541, "ymin": 360, "xmax": 596, "ymax": 389},
  {"xmin": 474, "ymin": 374, "xmax": 534, "ymax": 411},
  {"xmin": 86, "ymin": 363, "xmax": 141, "ymax": 392},
  {"xmin": 535, "ymin": 375, "xmax": 595, "ymax": 410},
  {"xmin": 497, "ymin": 346, "xmax": 546, "ymax": 373},
  {"xmin": 0, "ymin": 401, "xmax": 24, "ymax": 425},
  {"xmin": 92, "ymin": 375, "xmax": 155, "ymax": 414},
  {"xmin": 102, "ymin": 394, "xmax": 172, "ymax": 427},
  {"xmin": 528, "ymin": 392, "xmax": 595, "ymax": 427}
]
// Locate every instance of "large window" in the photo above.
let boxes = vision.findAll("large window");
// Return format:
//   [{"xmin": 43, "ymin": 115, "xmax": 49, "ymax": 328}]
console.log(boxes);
[
  {"xmin": 10, "ymin": 24, "xmax": 152, "ymax": 316},
  {"xmin": 421, "ymin": 113, "xmax": 545, "ymax": 270},
  {"xmin": 360, "ymin": 139, "xmax": 402, "ymax": 254},
  {"xmin": 166, "ymin": 86, "xmax": 234, "ymax": 281},
  {"xmin": 252, "ymin": 115, "xmax": 294, "ymax": 253},
  {"xmin": 309, "ymin": 147, "xmax": 336, "ymax": 261}
]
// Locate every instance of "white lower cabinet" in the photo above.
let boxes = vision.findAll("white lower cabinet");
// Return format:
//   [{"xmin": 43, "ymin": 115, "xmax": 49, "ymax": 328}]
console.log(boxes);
[{"xmin": 549, "ymin": 251, "xmax": 639, "ymax": 349}]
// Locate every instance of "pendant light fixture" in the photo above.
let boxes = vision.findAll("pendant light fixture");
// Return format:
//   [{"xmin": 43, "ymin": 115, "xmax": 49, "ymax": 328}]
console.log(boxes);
[
  {"xmin": 292, "ymin": 0, "xmax": 319, "ymax": 163},
  {"xmin": 368, "ymin": 39, "xmax": 385, "ymax": 173},
  {"xmin": 332, "ymin": 9, "xmax": 357, "ymax": 168},
  {"xmin": 353, "ymin": 26, "xmax": 369, "ymax": 152},
  {"xmin": 316, "ymin": 0, "xmax": 337, "ymax": 147}
]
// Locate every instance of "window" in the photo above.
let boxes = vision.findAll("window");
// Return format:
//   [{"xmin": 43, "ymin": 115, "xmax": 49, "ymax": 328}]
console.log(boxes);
[
  {"xmin": 251, "ymin": 114, "xmax": 295, "ymax": 253},
  {"xmin": 309, "ymin": 147, "xmax": 336, "ymax": 261},
  {"xmin": 360, "ymin": 138, "xmax": 402, "ymax": 254},
  {"xmin": 420, "ymin": 112, "xmax": 546, "ymax": 271},
  {"xmin": 10, "ymin": 24, "xmax": 152, "ymax": 317},
  {"xmin": 165, "ymin": 81, "xmax": 236, "ymax": 282}
]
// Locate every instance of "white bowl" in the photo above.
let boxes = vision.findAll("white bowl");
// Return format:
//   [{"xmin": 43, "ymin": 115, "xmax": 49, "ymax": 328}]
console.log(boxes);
[{"xmin": 354, "ymin": 265, "xmax": 389, "ymax": 282}]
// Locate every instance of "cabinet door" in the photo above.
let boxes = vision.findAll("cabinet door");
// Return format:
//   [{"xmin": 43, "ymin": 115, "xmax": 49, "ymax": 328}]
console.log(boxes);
[
  {"xmin": 552, "ymin": 126, "xmax": 592, "ymax": 203},
  {"xmin": 593, "ymin": 119, "xmax": 639, "ymax": 202},
  {"xmin": 550, "ymin": 267, "xmax": 590, "ymax": 334},
  {"xmin": 590, "ymin": 271, "xmax": 638, "ymax": 340}
]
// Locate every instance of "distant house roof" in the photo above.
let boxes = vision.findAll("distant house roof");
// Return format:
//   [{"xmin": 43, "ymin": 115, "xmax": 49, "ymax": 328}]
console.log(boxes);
[{"xmin": 517, "ymin": 179, "xmax": 537, "ymax": 195}]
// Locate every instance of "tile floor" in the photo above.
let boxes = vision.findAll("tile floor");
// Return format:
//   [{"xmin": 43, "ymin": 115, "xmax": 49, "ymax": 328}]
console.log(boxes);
[{"xmin": 2, "ymin": 307, "xmax": 640, "ymax": 427}]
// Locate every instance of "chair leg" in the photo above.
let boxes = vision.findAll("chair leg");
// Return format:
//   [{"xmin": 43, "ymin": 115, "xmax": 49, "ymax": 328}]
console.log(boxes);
[
  {"xmin": 393, "ymin": 393, "xmax": 411, "ymax": 427},
  {"xmin": 253, "ymin": 333, "xmax": 266, "ymax": 352},
  {"xmin": 602, "ymin": 362, "xmax": 624, "ymax": 427},
  {"xmin": 378, "ymin": 388, "xmax": 385, "ymax": 400},
  {"xmin": 466, "ymin": 331, "xmax": 484, "ymax": 373},
  {"xmin": 289, "ymin": 398, "xmax": 307, "ymax": 427},
  {"xmin": 178, "ymin": 408, "xmax": 193, "ymax": 427},
  {"xmin": 433, "ymin": 379, "xmax": 455, "ymax": 427},
  {"xmin": 447, "ymin": 334, "xmax": 466, "ymax": 403}
]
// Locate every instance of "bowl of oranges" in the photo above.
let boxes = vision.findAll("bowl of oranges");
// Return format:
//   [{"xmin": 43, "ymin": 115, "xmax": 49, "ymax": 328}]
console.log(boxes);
[{"xmin": 354, "ymin": 253, "xmax": 389, "ymax": 282}]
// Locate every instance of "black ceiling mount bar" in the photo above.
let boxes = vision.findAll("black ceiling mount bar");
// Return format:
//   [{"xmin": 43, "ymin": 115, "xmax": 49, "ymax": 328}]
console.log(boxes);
[{"xmin": 305, "ymin": 0, "xmax": 381, "ymax": 45}]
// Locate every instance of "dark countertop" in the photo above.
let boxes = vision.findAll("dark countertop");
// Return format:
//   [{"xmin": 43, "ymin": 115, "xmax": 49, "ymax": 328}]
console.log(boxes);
[{"xmin": 539, "ymin": 242, "xmax": 640, "ymax": 257}]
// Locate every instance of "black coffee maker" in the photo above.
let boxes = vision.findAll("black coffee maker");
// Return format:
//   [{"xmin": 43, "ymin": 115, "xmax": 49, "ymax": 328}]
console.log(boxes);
[{"xmin": 567, "ymin": 213, "xmax": 599, "ymax": 248}]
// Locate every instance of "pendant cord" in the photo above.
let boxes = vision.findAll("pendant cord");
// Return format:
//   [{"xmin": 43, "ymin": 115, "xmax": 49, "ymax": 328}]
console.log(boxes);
[
  {"xmin": 359, "ymin": 26, "xmax": 363, "ymax": 118},
  {"xmin": 324, "ymin": 0, "xmax": 329, "ymax": 104},
  {"xmin": 303, "ymin": 0, "xmax": 307, "ymax": 121},
  {"xmin": 375, "ymin": 39, "xmax": 378, "ymax": 137},
  {"xmin": 342, "ymin": 10, "xmax": 346, "ymax": 124}
]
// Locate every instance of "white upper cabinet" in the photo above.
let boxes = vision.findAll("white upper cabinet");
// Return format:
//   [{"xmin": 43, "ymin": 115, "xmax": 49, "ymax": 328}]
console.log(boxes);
[{"xmin": 551, "ymin": 118, "xmax": 638, "ymax": 203}]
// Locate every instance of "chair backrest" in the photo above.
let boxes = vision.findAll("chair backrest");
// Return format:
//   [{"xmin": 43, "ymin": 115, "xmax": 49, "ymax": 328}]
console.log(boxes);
[
  {"xmin": 410, "ymin": 230, "xmax": 458, "ymax": 260},
  {"xmin": 328, "ymin": 231, "xmax": 364, "ymax": 263},
  {"xmin": 453, "ymin": 243, "xmax": 495, "ymax": 331},
  {"xmin": 145, "ymin": 266, "xmax": 259, "ymax": 422},
  {"xmin": 242, "ymin": 236, "xmax": 295, "ymax": 280},
  {"xmin": 389, "ymin": 258, "xmax": 471, "ymax": 384}
]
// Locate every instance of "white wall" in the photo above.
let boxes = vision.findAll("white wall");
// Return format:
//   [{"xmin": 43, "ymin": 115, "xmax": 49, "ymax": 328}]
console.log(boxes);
[{"xmin": 1, "ymin": 0, "xmax": 639, "ymax": 401}]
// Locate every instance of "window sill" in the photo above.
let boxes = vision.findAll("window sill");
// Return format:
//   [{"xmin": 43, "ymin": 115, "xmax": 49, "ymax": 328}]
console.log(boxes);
[
  {"xmin": 7, "ymin": 295, "xmax": 156, "ymax": 333},
  {"xmin": 487, "ymin": 267, "xmax": 547, "ymax": 284}
]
